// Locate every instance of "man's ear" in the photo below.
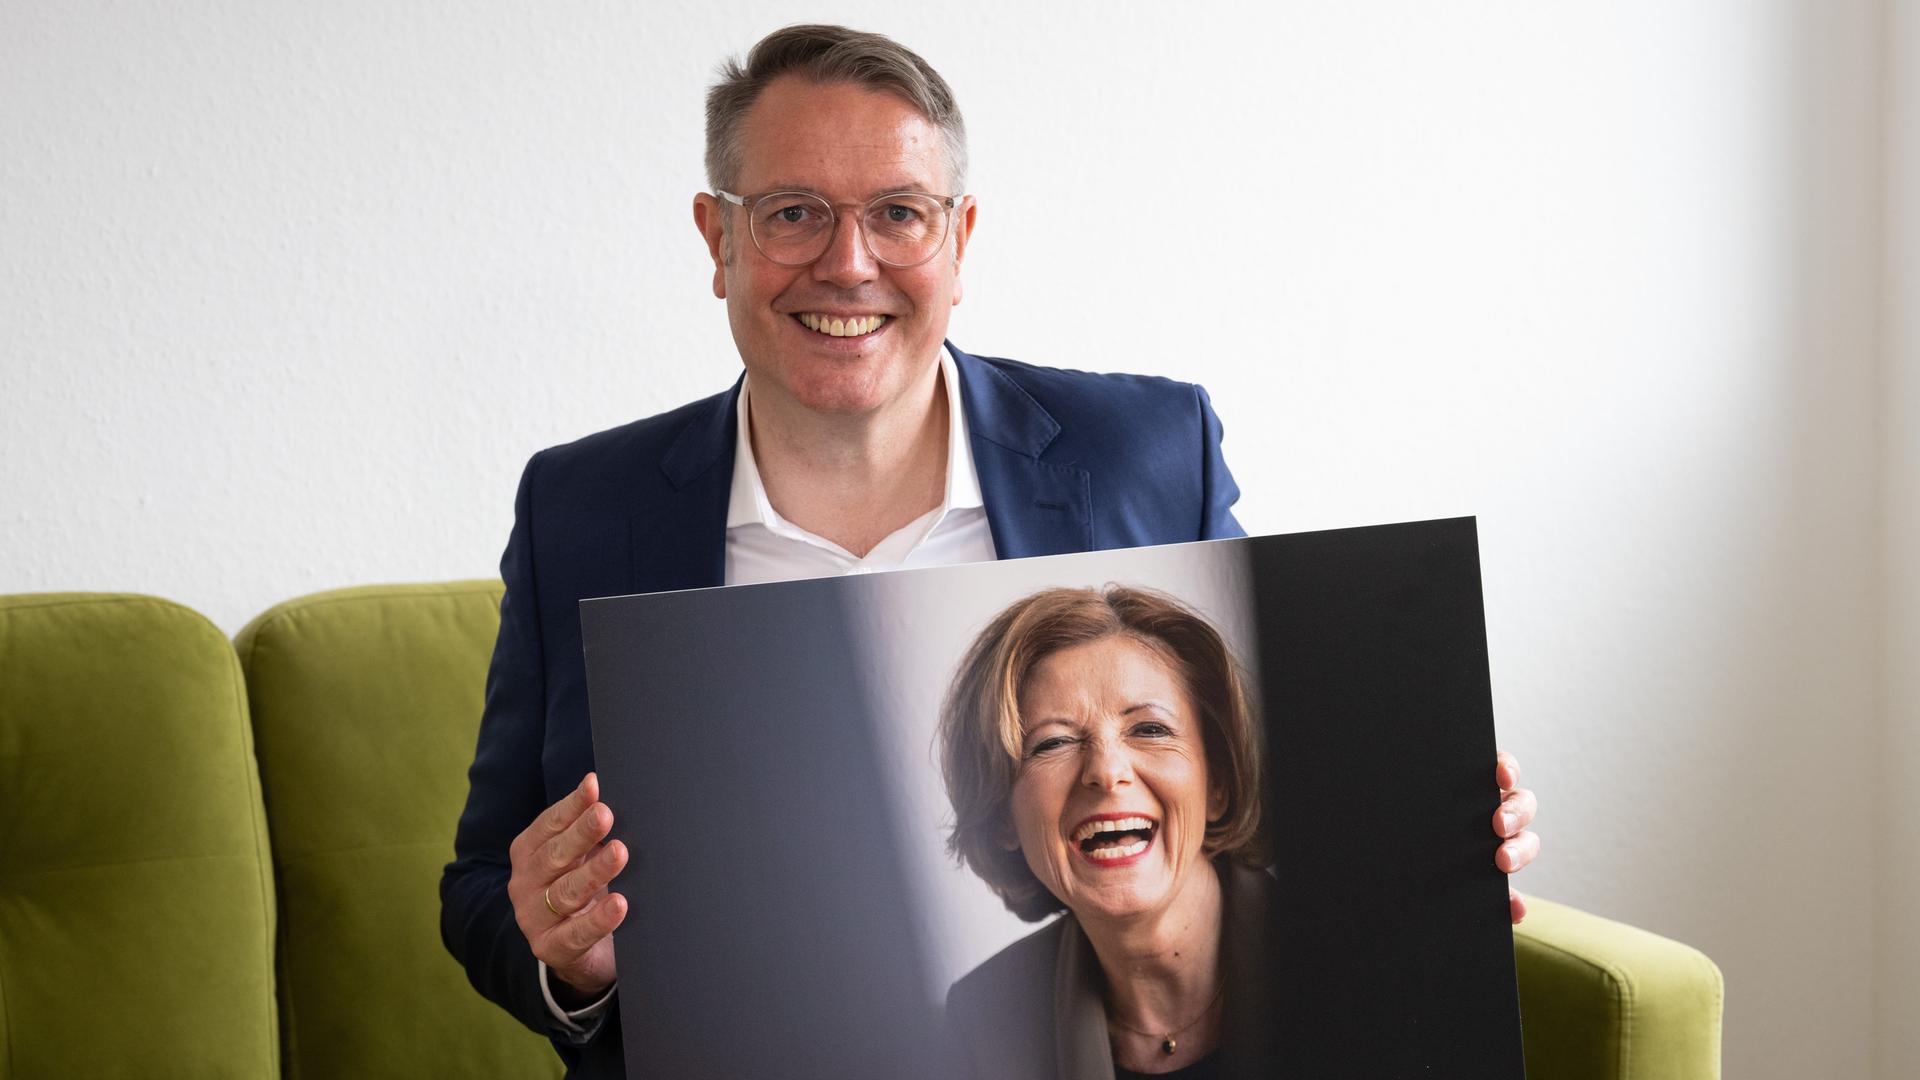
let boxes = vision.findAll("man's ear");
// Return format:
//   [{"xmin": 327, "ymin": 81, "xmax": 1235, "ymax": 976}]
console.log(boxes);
[
  {"xmin": 692, "ymin": 193, "xmax": 728, "ymax": 299},
  {"xmin": 949, "ymin": 195, "xmax": 977, "ymax": 307}
]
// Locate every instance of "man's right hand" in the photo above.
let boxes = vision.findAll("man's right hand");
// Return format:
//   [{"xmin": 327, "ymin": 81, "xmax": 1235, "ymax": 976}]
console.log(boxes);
[{"xmin": 508, "ymin": 771, "xmax": 629, "ymax": 999}]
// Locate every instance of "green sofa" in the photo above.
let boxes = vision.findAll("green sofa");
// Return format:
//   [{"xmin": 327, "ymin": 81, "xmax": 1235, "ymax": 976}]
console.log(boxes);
[
  {"xmin": 234, "ymin": 582, "xmax": 560, "ymax": 1079},
  {"xmin": 0, "ymin": 594, "xmax": 280, "ymax": 1079},
  {"xmin": 0, "ymin": 584, "xmax": 1724, "ymax": 1078}
]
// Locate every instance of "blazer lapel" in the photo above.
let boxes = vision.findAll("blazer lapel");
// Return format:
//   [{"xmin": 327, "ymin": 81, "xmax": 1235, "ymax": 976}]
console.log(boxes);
[
  {"xmin": 640, "ymin": 348, "xmax": 1095, "ymax": 588},
  {"xmin": 951, "ymin": 343, "xmax": 1094, "ymax": 558},
  {"xmin": 1219, "ymin": 861, "xmax": 1278, "ymax": 1080},
  {"xmin": 1053, "ymin": 913, "xmax": 1117, "ymax": 1080},
  {"xmin": 630, "ymin": 380, "xmax": 739, "ymax": 595}
]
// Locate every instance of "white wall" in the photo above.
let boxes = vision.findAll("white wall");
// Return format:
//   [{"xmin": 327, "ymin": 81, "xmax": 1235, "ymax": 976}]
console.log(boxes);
[
  {"xmin": 0, "ymin": 2, "xmax": 1897, "ymax": 1075},
  {"xmin": 1879, "ymin": 2, "xmax": 1918, "ymax": 1076}
]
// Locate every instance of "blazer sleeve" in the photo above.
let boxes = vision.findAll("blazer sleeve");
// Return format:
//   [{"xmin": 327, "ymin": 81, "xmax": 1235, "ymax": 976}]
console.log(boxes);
[
  {"xmin": 440, "ymin": 451, "xmax": 561, "ymax": 1036},
  {"xmin": 1196, "ymin": 383, "xmax": 1248, "ymax": 540}
]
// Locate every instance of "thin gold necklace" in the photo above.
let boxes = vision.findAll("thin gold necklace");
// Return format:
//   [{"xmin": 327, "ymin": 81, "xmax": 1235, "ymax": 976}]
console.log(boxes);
[{"xmin": 1106, "ymin": 982, "xmax": 1226, "ymax": 1057}]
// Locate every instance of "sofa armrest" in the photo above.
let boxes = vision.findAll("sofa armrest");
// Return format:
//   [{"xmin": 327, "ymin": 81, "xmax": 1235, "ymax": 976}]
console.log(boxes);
[{"xmin": 1514, "ymin": 897, "xmax": 1724, "ymax": 1080}]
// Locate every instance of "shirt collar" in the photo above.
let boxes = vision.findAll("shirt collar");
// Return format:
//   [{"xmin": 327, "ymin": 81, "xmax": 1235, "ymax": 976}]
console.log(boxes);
[{"xmin": 726, "ymin": 345, "xmax": 985, "ymax": 531}]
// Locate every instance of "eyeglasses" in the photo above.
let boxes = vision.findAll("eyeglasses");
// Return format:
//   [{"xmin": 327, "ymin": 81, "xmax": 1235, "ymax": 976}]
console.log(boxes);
[{"xmin": 715, "ymin": 189, "xmax": 963, "ymax": 269}]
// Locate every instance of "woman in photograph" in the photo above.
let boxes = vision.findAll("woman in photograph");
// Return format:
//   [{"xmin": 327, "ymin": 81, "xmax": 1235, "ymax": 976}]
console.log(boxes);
[{"xmin": 938, "ymin": 585, "xmax": 1271, "ymax": 1080}]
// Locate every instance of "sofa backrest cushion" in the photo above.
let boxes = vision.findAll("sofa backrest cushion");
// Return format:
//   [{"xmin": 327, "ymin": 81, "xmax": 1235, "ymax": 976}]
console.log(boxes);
[
  {"xmin": 235, "ymin": 581, "xmax": 560, "ymax": 1079},
  {"xmin": 0, "ymin": 593, "xmax": 280, "ymax": 1079}
]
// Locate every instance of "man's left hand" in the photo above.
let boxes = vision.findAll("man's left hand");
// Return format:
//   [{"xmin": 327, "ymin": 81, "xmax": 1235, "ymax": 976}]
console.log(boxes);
[{"xmin": 1493, "ymin": 750, "xmax": 1539, "ymax": 924}]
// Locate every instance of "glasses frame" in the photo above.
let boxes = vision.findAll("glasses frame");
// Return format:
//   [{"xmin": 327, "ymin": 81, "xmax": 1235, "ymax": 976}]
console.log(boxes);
[{"xmin": 715, "ymin": 189, "xmax": 965, "ymax": 269}]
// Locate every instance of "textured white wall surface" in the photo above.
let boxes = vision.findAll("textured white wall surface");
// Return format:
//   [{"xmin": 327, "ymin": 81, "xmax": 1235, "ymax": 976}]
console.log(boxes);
[{"xmin": 0, "ymin": 2, "xmax": 1902, "ymax": 1075}]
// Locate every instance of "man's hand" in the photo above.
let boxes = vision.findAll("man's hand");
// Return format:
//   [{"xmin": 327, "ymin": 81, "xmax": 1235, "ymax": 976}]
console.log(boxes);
[
  {"xmin": 508, "ymin": 771, "xmax": 630, "ymax": 998},
  {"xmin": 1492, "ymin": 751, "xmax": 1539, "ymax": 924}
]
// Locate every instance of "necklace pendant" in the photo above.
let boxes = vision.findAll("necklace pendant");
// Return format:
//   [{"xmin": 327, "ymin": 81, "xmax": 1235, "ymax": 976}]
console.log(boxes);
[{"xmin": 1161, "ymin": 1036, "xmax": 1177, "ymax": 1056}]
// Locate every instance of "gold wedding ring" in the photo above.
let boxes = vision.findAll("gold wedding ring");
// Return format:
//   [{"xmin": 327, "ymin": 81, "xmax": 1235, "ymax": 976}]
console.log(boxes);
[{"xmin": 544, "ymin": 886, "xmax": 563, "ymax": 917}]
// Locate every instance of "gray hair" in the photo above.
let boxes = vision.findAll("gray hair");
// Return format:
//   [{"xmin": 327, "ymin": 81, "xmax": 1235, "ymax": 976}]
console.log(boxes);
[{"xmin": 705, "ymin": 24, "xmax": 969, "ymax": 194}]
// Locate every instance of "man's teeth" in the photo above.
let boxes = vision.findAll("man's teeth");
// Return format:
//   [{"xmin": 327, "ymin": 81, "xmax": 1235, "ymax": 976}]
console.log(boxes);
[
  {"xmin": 1088, "ymin": 838, "xmax": 1151, "ymax": 860},
  {"xmin": 798, "ymin": 312, "xmax": 888, "ymax": 337},
  {"xmin": 1071, "ymin": 816, "xmax": 1156, "ymax": 843}
]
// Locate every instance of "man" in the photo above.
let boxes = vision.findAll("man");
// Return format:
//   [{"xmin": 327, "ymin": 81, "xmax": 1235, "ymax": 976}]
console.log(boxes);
[{"xmin": 440, "ymin": 24, "xmax": 1540, "ymax": 1076}]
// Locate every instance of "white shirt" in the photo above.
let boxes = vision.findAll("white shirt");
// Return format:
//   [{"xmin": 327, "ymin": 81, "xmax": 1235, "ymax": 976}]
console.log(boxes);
[
  {"xmin": 542, "ymin": 346, "xmax": 997, "ymax": 1034},
  {"xmin": 724, "ymin": 345, "xmax": 998, "ymax": 584}
]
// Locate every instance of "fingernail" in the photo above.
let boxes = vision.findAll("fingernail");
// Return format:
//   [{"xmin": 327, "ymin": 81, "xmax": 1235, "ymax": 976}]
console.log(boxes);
[{"xmin": 1498, "ymin": 812, "xmax": 1518, "ymax": 835}]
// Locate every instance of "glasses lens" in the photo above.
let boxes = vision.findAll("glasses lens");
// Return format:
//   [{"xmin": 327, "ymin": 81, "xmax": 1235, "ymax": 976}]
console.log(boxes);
[
  {"xmin": 744, "ymin": 192, "xmax": 951, "ymax": 267},
  {"xmin": 861, "ymin": 194, "xmax": 947, "ymax": 266},
  {"xmin": 749, "ymin": 193, "xmax": 833, "ymax": 266}
]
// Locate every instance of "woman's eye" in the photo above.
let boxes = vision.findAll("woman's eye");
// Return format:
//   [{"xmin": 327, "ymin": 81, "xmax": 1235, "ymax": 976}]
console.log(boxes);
[
  {"xmin": 1131, "ymin": 722, "xmax": 1172, "ymax": 738},
  {"xmin": 1026, "ymin": 736, "xmax": 1072, "ymax": 757}
]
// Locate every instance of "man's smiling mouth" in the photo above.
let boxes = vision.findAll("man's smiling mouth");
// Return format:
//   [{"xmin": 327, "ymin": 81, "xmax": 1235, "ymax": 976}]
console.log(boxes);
[{"xmin": 795, "ymin": 312, "xmax": 889, "ymax": 337}]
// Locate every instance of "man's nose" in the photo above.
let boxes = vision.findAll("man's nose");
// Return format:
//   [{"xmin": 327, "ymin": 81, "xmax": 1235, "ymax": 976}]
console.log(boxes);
[
  {"xmin": 811, "ymin": 211, "xmax": 879, "ymax": 288},
  {"xmin": 1079, "ymin": 737, "xmax": 1134, "ymax": 791}
]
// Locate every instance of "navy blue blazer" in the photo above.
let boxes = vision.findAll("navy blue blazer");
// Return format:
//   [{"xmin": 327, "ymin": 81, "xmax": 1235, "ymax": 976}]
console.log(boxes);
[{"xmin": 440, "ymin": 344, "xmax": 1245, "ymax": 1076}]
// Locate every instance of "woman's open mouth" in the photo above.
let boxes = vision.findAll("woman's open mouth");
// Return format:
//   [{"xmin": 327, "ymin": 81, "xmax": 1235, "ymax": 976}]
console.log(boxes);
[{"xmin": 1070, "ymin": 814, "xmax": 1158, "ymax": 866}]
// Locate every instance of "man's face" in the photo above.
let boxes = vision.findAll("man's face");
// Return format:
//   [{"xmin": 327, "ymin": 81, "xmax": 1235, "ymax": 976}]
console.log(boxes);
[{"xmin": 694, "ymin": 76, "xmax": 976, "ymax": 419}]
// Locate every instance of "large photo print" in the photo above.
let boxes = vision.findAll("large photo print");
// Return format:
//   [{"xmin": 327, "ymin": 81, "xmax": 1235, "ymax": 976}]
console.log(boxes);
[{"xmin": 581, "ymin": 518, "xmax": 1524, "ymax": 1079}]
